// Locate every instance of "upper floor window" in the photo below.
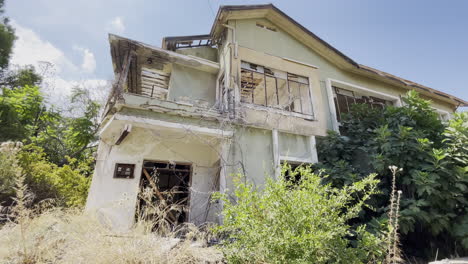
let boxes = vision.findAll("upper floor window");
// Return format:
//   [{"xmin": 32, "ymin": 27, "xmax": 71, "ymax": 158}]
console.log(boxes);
[
  {"xmin": 333, "ymin": 86, "xmax": 393, "ymax": 121},
  {"xmin": 240, "ymin": 61, "xmax": 313, "ymax": 116}
]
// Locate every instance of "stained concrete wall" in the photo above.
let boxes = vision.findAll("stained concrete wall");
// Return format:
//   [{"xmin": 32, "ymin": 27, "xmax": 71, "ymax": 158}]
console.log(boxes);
[
  {"xmin": 232, "ymin": 18, "xmax": 454, "ymax": 119},
  {"xmin": 224, "ymin": 126, "xmax": 275, "ymax": 191},
  {"xmin": 168, "ymin": 64, "xmax": 217, "ymax": 106},
  {"xmin": 279, "ymin": 132, "xmax": 312, "ymax": 161},
  {"xmin": 86, "ymin": 124, "xmax": 222, "ymax": 230},
  {"xmin": 176, "ymin": 46, "xmax": 218, "ymax": 62}
]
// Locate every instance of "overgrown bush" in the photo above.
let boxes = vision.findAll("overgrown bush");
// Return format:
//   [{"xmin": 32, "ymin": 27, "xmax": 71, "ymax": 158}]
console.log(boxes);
[
  {"xmin": 0, "ymin": 143, "xmax": 91, "ymax": 208},
  {"xmin": 316, "ymin": 91, "xmax": 468, "ymax": 260},
  {"xmin": 214, "ymin": 165, "xmax": 386, "ymax": 264},
  {"xmin": 0, "ymin": 142, "xmax": 22, "ymax": 205}
]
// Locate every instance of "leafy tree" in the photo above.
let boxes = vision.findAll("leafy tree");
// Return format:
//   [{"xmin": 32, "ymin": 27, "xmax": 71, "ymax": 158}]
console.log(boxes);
[
  {"xmin": 0, "ymin": 85, "xmax": 45, "ymax": 141},
  {"xmin": 0, "ymin": 85, "xmax": 100, "ymax": 165},
  {"xmin": 316, "ymin": 91, "xmax": 468, "ymax": 260},
  {"xmin": 0, "ymin": 0, "xmax": 15, "ymax": 73},
  {"xmin": 32, "ymin": 87, "xmax": 100, "ymax": 165},
  {"xmin": 0, "ymin": 65, "xmax": 42, "ymax": 88},
  {"xmin": 214, "ymin": 166, "xmax": 385, "ymax": 264}
]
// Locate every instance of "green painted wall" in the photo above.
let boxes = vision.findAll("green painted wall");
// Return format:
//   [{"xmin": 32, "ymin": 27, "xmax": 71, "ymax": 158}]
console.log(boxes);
[
  {"xmin": 226, "ymin": 126, "xmax": 275, "ymax": 189},
  {"xmin": 168, "ymin": 64, "xmax": 217, "ymax": 106},
  {"xmin": 279, "ymin": 132, "xmax": 311, "ymax": 160},
  {"xmin": 233, "ymin": 18, "xmax": 454, "ymax": 116}
]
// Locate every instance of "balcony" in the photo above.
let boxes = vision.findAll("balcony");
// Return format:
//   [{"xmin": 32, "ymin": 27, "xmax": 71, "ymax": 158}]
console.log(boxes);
[{"xmin": 104, "ymin": 34, "xmax": 220, "ymax": 120}]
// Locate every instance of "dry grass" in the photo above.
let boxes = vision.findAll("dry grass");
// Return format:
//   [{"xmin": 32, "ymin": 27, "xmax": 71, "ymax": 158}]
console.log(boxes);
[
  {"xmin": 0, "ymin": 208, "xmax": 223, "ymax": 264},
  {"xmin": 0, "ymin": 173, "xmax": 223, "ymax": 264}
]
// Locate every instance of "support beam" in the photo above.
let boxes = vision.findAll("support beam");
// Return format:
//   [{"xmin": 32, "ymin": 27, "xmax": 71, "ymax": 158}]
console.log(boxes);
[
  {"xmin": 115, "ymin": 124, "xmax": 132, "ymax": 145},
  {"xmin": 218, "ymin": 139, "xmax": 230, "ymax": 224},
  {"xmin": 309, "ymin": 135, "xmax": 318, "ymax": 163},
  {"xmin": 115, "ymin": 50, "xmax": 134, "ymax": 100},
  {"xmin": 272, "ymin": 129, "xmax": 280, "ymax": 179}
]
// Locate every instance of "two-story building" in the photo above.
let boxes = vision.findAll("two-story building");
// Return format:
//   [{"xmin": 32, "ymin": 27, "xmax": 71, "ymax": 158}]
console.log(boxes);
[{"xmin": 85, "ymin": 4, "xmax": 468, "ymax": 230}]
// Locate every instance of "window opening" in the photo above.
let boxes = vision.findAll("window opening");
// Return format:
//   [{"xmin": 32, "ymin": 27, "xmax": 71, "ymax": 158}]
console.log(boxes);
[
  {"xmin": 281, "ymin": 161, "xmax": 311, "ymax": 185},
  {"xmin": 333, "ymin": 86, "xmax": 393, "ymax": 122},
  {"xmin": 241, "ymin": 61, "xmax": 313, "ymax": 116}
]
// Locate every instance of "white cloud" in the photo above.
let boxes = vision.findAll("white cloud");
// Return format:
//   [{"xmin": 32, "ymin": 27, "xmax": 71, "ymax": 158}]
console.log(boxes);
[
  {"xmin": 11, "ymin": 21, "xmax": 77, "ymax": 74},
  {"xmin": 73, "ymin": 46, "xmax": 97, "ymax": 73},
  {"xmin": 107, "ymin": 16, "xmax": 125, "ymax": 34},
  {"xmin": 43, "ymin": 78, "xmax": 110, "ymax": 108},
  {"xmin": 10, "ymin": 22, "xmax": 109, "ymax": 109}
]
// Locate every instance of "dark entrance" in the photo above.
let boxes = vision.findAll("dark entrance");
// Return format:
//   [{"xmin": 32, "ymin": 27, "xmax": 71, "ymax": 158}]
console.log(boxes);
[{"xmin": 137, "ymin": 160, "xmax": 191, "ymax": 225}]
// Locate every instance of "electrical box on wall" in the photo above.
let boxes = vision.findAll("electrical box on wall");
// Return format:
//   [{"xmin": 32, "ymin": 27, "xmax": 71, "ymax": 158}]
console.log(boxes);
[{"xmin": 114, "ymin": 163, "xmax": 135, "ymax": 179}]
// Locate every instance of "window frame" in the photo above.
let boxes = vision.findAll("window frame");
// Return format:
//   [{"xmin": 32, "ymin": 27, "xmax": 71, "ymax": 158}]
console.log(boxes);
[
  {"xmin": 326, "ymin": 78, "xmax": 402, "ymax": 132},
  {"xmin": 240, "ymin": 61, "xmax": 315, "ymax": 119}
]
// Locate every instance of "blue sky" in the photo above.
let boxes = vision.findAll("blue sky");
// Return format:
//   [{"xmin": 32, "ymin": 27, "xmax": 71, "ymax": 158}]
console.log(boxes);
[{"xmin": 6, "ymin": 0, "xmax": 468, "ymax": 108}]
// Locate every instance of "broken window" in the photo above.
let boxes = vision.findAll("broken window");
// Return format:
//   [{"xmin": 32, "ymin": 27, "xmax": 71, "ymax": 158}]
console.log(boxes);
[
  {"xmin": 333, "ymin": 86, "xmax": 393, "ymax": 122},
  {"xmin": 281, "ymin": 161, "xmax": 311, "ymax": 185},
  {"xmin": 240, "ymin": 61, "xmax": 313, "ymax": 116},
  {"xmin": 140, "ymin": 67, "xmax": 171, "ymax": 100},
  {"xmin": 137, "ymin": 161, "xmax": 191, "ymax": 225}
]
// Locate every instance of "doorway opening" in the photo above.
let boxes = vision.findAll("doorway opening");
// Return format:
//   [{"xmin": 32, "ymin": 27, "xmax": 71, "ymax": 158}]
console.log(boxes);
[{"xmin": 137, "ymin": 160, "xmax": 192, "ymax": 226}]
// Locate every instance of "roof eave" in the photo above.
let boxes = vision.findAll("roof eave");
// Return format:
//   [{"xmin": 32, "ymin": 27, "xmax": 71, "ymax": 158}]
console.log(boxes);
[{"xmin": 208, "ymin": 4, "xmax": 467, "ymax": 108}]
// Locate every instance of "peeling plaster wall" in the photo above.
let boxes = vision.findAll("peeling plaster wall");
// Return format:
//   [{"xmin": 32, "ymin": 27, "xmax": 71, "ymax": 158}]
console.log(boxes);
[
  {"xmin": 279, "ymin": 132, "xmax": 311, "ymax": 161},
  {"xmin": 233, "ymin": 18, "xmax": 454, "ymax": 117},
  {"xmin": 225, "ymin": 126, "xmax": 275, "ymax": 190},
  {"xmin": 168, "ymin": 64, "xmax": 217, "ymax": 106},
  {"xmin": 86, "ymin": 126, "xmax": 222, "ymax": 230}
]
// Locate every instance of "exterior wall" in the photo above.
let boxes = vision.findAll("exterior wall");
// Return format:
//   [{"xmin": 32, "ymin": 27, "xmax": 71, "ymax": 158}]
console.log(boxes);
[
  {"xmin": 176, "ymin": 46, "xmax": 218, "ymax": 62},
  {"xmin": 279, "ymin": 132, "xmax": 312, "ymax": 161},
  {"xmin": 226, "ymin": 126, "xmax": 275, "ymax": 189},
  {"xmin": 168, "ymin": 64, "xmax": 217, "ymax": 106},
  {"xmin": 232, "ymin": 18, "xmax": 455, "ymax": 129},
  {"xmin": 86, "ymin": 120, "xmax": 223, "ymax": 230}
]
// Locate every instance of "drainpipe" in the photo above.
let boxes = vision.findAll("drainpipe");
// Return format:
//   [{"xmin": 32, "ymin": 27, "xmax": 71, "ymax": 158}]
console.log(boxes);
[{"xmin": 222, "ymin": 23, "xmax": 238, "ymax": 59}]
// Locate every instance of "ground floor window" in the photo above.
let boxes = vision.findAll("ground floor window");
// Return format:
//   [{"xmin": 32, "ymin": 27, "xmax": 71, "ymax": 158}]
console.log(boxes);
[
  {"xmin": 137, "ymin": 160, "xmax": 191, "ymax": 225},
  {"xmin": 281, "ymin": 161, "xmax": 311, "ymax": 184},
  {"xmin": 333, "ymin": 86, "xmax": 393, "ymax": 121}
]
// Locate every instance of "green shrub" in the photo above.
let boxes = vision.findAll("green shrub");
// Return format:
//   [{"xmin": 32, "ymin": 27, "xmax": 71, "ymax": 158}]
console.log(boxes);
[
  {"xmin": 316, "ymin": 91, "xmax": 468, "ymax": 260},
  {"xmin": 0, "ymin": 142, "xmax": 23, "ymax": 205},
  {"xmin": 214, "ymin": 166, "xmax": 385, "ymax": 264},
  {"xmin": 17, "ymin": 144, "xmax": 91, "ymax": 207},
  {"xmin": 0, "ymin": 143, "xmax": 91, "ymax": 208}
]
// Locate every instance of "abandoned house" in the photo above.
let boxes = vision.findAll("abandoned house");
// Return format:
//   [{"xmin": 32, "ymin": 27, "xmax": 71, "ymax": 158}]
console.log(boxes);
[{"xmin": 85, "ymin": 4, "xmax": 468, "ymax": 230}]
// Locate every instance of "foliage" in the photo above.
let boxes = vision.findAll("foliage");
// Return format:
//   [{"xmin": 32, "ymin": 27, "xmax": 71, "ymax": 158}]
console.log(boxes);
[
  {"xmin": 0, "ymin": 85, "xmax": 100, "ymax": 165},
  {"xmin": 0, "ymin": 142, "xmax": 22, "ymax": 205},
  {"xmin": 0, "ymin": 65, "xmax": 42, "ymax": 88},
  {"xmin": 214, "ymin": 165, "xmax": 385, "ymax": 264},
  {"xmin": 0, "ymin": 0, "xmax": 15, "ymax": 72},
  {"xmin": 0, "ymin": 142, "xmax": 91, "ymax": 208},
  {"xmin": 16, "ymin": 144, "xmax": 92, "ymax": 207},
  {"xmin": 316, "ymin": 91, "xmax": 468, "ymax": 260},
  {"xmin": 0, "ymin": 2, "xmax": 99, "ymax": 209},
  {"xmin": 31, "ymin": 87, "xmax": 101, "ymax": 165},
  {"xmin": 0, "ymin": 85, "xmax": 46, "ymax": 141}
]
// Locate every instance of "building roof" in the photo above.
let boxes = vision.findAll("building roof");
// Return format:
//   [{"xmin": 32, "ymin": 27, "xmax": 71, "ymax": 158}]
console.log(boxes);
[{"xmin": 207, "ymin": 4, "xmax": 468, "ymax": 107}]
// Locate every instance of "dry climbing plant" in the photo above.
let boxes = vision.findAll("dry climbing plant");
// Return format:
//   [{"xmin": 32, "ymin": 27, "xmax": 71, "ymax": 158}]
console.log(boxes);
[{"xmin": 385, "ymin": 165, "xmax": 403, "ymax": 264}]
